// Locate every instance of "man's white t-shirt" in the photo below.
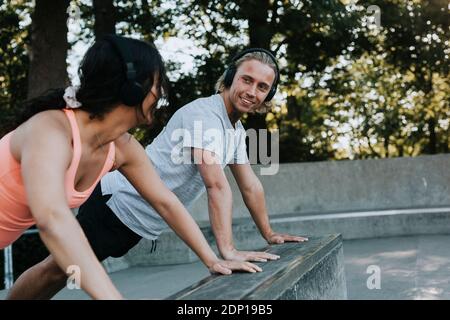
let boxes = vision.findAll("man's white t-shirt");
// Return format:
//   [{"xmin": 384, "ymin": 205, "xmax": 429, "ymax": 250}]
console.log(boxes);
[{"xmin": 101, "ymin": 94, "xmax": 249, "ymax": 239}]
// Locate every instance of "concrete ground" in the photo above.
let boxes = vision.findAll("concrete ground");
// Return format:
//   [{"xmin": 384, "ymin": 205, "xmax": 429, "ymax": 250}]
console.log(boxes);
[
  {"xmin": 344, "ymin": 234, "xmax": 450, "ymax": 300},
  {"xmin": 1, "ymin": 234, "xmax": 449, "ymax": 300}
]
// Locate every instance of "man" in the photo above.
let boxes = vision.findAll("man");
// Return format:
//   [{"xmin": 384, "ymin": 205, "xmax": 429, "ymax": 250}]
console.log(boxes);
[{"xmin": 7, "ymin": 48, "xmax": 308, "ymax": 299}]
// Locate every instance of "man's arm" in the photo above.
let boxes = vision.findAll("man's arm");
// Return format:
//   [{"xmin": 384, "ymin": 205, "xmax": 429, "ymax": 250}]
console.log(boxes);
[
  {"xmin": 229, "ymin": 163, "xmax": 308, "ymax": 244},
  {"xmin": 116, "ymin": 135, "xmax": 262, "ymax": 274},
  {"xmin": 194, "ymin": 148, "xmax": 280, "ymax": 262}
]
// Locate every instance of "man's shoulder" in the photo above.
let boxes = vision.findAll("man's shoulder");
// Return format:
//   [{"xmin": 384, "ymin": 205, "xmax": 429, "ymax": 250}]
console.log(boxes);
[
  {"xmin": 182, "ymin": 94, "xmax": 220, "ymax": 109},
  {"xmin": 178, "ymin": 94, "xmax": 223, "ymax": 121}
]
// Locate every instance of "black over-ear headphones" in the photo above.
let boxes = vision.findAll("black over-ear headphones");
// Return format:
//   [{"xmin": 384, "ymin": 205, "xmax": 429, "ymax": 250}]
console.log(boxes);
[
  {"xmin": 223, "ymin": 48, "xmax": 279, "ymax": 102},
  {"xmin": 104, "ymin": 34, "xmax": 144, "ymax": 106}
]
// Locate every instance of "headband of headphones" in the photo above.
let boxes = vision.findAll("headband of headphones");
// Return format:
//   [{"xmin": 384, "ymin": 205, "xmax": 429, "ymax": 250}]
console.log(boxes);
[
  {"xmin": 103, "ymin": 34, "xmax": 144, "ymax": 106},
  {"xmin": 223, "ymin": 48, "xmax": 279, "ymax": 101}
]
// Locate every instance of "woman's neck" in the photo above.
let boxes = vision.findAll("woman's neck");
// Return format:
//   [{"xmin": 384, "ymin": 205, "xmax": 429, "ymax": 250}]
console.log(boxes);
[{"xmin": 74, "ymin": 106, "xmax": 138, "ymax": 150}]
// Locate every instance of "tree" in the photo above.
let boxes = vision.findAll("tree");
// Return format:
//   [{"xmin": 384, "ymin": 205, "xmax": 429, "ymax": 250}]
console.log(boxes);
[
  {"xmin": 93, "ymin": 0, "xmax": 116, "ymax": 39},
  {"xmin": 279, "ymin": 0, "xmax": 449, "ymax": 160},
  {"xmin": 0, "ymin": 0, "xmax": 30, "ymax": 137},
  {"xmin": 360, "ymin": 0, "xmax": 449, "ymax": 154},
  {"xmin": 163, "ymin": 0, "xmax": 364, "ymax": 162},
  {"xmin": 27, "ymin": 0, "xmax": 70, "ymax": 99}
]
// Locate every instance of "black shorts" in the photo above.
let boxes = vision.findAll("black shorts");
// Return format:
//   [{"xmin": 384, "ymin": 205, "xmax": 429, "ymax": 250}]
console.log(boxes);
[{"xmin": 76, "ymin": 183, "xmax": 142, "ymax": 261}]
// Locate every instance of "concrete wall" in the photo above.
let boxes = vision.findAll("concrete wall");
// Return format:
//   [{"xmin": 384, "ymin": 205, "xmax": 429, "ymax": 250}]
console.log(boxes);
[{"xmin": 189, "ymin": 154, "xmax": 450, "ymax": 222}]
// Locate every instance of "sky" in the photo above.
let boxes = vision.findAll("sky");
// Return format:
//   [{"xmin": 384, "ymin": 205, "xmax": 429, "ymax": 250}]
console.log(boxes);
[{"xmin": 67, "ymin": 32, "xmax": 200, "ymax": 85}]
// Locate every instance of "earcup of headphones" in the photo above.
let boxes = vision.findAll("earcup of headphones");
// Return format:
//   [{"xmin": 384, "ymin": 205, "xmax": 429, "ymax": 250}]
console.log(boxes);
[
  {"xmin": 120, "ymin": 80, "xmax": 144, "ymax": 106},
  {"xmin": 223, "ymin": 66, "xmax": 236, "ymax": 88},
  {"xmin": 265, "ymin": 87, "xmax": 276, "ymax": 101}
]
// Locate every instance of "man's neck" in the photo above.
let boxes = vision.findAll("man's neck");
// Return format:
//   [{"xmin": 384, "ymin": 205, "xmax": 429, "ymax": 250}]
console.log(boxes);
[{"xmin": 220, "ymin": 91, "xmax": 242, "ymax": 126}]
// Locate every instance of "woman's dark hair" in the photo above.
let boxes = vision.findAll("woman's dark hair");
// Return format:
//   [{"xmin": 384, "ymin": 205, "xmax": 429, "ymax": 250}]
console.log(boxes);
[{"xmin": 18, "ymin": 36, "xmax": 168, "ymax": 124}]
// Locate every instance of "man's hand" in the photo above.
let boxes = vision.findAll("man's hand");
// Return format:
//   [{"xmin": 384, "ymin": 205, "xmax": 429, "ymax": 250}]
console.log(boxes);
[
  {"xmin": 266, "ymin": 232, "xmax": 309, "ymax": 245},
  {"xmin": 221, "ymin": 248, "xmax": 280, "ymax": 262},
  {"xmin": 208, "ymin": 260, "xmax": 263, "ymax": 275}
]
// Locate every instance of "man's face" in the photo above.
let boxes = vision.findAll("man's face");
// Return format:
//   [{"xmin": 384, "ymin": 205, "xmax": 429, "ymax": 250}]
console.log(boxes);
[{"xmin": 228, "ymin": 59, "xmax": 276, "ymax": 114}]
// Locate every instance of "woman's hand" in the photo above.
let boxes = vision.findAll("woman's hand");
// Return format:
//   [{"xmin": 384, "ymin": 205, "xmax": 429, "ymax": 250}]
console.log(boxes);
[{"xmin": 208, "ymin": 259, "xmax": 263, "ymax": 275}]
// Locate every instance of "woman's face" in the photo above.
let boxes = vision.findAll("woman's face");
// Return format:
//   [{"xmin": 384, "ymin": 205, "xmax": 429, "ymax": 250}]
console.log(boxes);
[
  {"xmin": 140, "ymin": 85, "xmax": 160, "ymax": 125},
  {"xmin": 139, "ymin": 75, "xmax": 166, "ymax": 126}
]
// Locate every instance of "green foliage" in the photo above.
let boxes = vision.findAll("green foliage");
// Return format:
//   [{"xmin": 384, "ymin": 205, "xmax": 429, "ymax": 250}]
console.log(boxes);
[
  {"xmin": 311, "ymin": 53, "xmax": 449, "ymax": 158},
  {"xmin": 273, "ymin": 0, "xmax": 449, "ymax": 160},
  {"xmin": 115, "ymin": 0, "xmax": 176, "ymax": 40},
  {"xmin": 0, "ymin": 0, "xmax": 30, "ymax": 137},
  {"xmin": 339, "ymin": 0, "xmax": 450, "ymax": 156}
]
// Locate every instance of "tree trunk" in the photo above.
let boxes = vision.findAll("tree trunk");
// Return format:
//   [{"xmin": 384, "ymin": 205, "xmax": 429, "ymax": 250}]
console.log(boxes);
[
  {"xmin": 425, "ymin": 73, "xmax": 436, "ymax": 154},
  {"xmin": 242, "ymin": 0, "xmax": 272, "ymax": 133},
  {"xmin": 246, "ymin": 0, "xmax": 272, "ymax": 51},
  {"xmin": 240, "ymin": 0, "xmax": 276, "ymax": 163},
  {"xmin": 93, "ymin": 0, "xmax": 116, "ymax": 39},
  {"xmin": 384, "ymin": 135, "xmax": 390, "ymax": 157},
  {"xmin": 27, "ymin": 0, "xmax": 70, "ymax": 99},
  {"xmin": 428, "ymin": 117, "xmax": 437, "ymax": 154}
]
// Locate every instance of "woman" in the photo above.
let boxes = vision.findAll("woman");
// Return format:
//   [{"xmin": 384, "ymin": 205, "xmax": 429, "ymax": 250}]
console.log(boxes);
[{"xmin": 0, "ymin": 35, "xmax": 259, "ymax": 300}]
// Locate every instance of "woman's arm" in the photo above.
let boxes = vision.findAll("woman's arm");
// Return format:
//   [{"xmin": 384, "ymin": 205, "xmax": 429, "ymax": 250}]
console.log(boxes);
[
  {"xmin": 115, "ymin": 134, "xmax": 262, "ymax": 274},
  {"xmin": 20, "ymin": 117, "xmax": 122, "ymax": 299}
]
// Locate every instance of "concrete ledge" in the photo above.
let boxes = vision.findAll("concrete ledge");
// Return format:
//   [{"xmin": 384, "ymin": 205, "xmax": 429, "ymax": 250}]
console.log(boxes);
[
  {"xmin": 104, "ymin": 206, "xmax": 450, "ymax": 270},
  {"xmin": 167, "ymin": 234, "xmax": 346, "ymax": 300}
]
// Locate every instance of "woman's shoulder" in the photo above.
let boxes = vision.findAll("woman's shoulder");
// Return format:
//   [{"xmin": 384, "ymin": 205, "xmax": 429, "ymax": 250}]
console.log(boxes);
[
  {"xmin": 28, "ymin": 110, "xmax": 71, "ymax": 133},
  {"xmin": 9, "ymin": 110, "xmax": 73, "ymax": 162},
  {"xmin": 15, "ymin": 110, "xmax": 72, "ymax": 143}
]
